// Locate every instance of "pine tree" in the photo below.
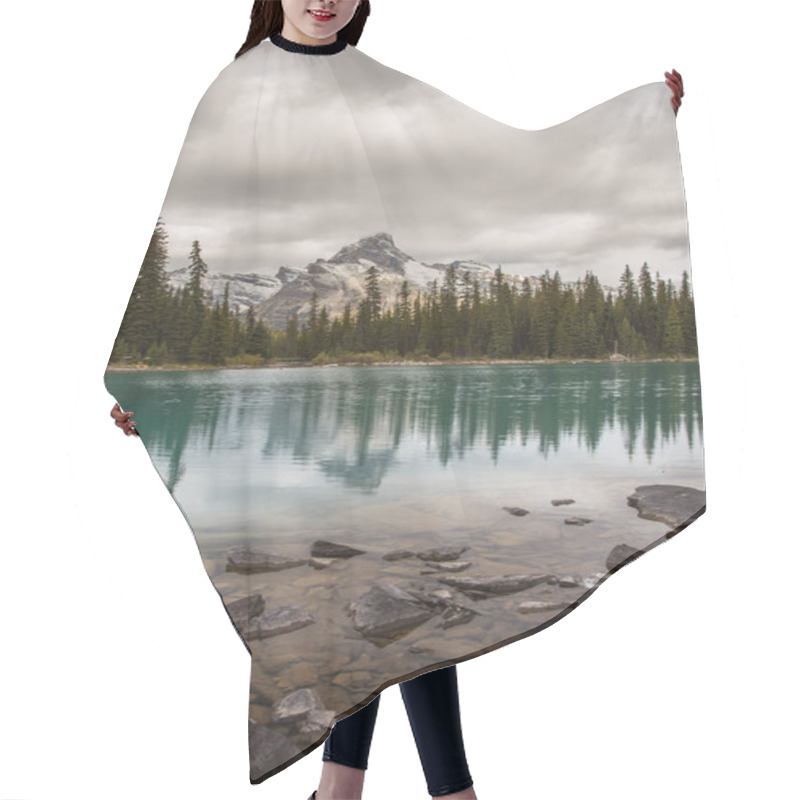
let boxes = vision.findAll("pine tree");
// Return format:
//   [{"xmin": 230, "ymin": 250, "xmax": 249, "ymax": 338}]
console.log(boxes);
[
  {"xmin": 182, "ymin": 239, "xmax": 211, "ymax": 362},
  {"xmin": 638, "ymin": 262, "xmax": 656, "ymax": 352},
  {"xmin": 114, "ymin": 216, "xmax": 171, "ymax": 360}
]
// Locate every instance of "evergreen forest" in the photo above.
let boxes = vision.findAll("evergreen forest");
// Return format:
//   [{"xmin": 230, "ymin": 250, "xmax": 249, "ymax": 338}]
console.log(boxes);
[{"xmin": 108, "ymin": 219, "xmax": 698, "ymax": 368}]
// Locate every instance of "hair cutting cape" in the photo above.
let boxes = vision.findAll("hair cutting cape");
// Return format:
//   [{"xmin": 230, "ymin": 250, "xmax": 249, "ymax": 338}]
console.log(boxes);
[{"xmin": 104, "ymin": 30, "xmax": 705, "ymax": 785}]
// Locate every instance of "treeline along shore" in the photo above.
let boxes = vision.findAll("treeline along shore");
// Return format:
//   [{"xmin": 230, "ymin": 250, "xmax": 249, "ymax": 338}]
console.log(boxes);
[{"xmin": 108, "ymin": 220, "xmax": 698, "ymax": 370}]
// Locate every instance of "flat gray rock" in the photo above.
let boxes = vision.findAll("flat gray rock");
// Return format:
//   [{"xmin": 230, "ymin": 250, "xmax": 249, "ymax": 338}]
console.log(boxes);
[
  {"xmin": 273, "ymin": 687, "xmax": 325, "ymax": 723},
  {"xmin": 551, "ymin": 498, "xmax": 576, "ymax": 506},
  {"xmin": 502, "ymin": 506, "xmax": 530, "ymax": 516},
  {"xmin": 627, "ymin": 484, "xmax": 706, "ymax": 529},
  {"xmin": 310, "ymin": 540, "xmax": 367, "ymax": 559},
  {"xmin": 347, "ymin": 583, "xmax": 434, "ymax": 642},
  {"xmin": 241, "ymin": 606, "xmax": 316, "ymax": 640},
  {"xmin": 436, "ymin": 573, "xmax": 555, "ymax": 600},
  {"xmin": 226, "ymin": 546, "xmax": 307, "ymax": 574},
  {"xmin": 415, "ymin": 546, "xmax": 470, "ymax": 562},
  {"xmin": 564, "ymin": 517, "xmax": 593, "ymax": 526}
]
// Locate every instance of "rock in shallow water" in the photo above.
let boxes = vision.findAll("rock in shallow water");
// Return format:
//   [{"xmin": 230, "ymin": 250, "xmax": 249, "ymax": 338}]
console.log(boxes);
[
  {"xmin": 502, "ymin": 506, "xmax": 530, "ymax": 517},
  {"xmin": 627, "ymin": 484, "xmax": 706, "ymax": 530},
  {"xmin": 436, "ymin": 573, "xmax": 555, "ymax": 600},
  {"xmin": 347, "ymin": 583, "xmax": 434, "ymax": 642},
  {"xmin": 241, "ymin": 606, "xmax": 316, "ymax": 640},
  {"xmin": 605, "ymin": 543, "xmax": 643, "ymax": 571},
  {"xmin": 272, "ymin": 687, "xmax": 325, "ymax": 723},
  {"xmin": 248, "ymin": 721, "xmax": 296, "ymax": 782},
  {"xmin": 383, "ymin": 549, "xmax": 417, "ymax": 561},
  {"xmin": 226, "ymin": 546, "xmax": 307, "ymax": 574},
  {"xmin": 226, "ymin": 593, "xmax": 266, "ymax": 627},
  {"xmin": 310, "ymin": 540, "xmax": 367, "ymax": 559},
  {"xmin": 415, "ymin": 545, "xmax": 470, "ymax": 562}
]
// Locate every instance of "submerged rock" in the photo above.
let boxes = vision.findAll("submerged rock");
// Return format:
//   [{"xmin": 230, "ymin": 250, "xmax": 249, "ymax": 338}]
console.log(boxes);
[
  {"xmin": 226, "ymin": 593, "xmax": 266, "ymax": 628},
  {"xmin": 564, "ymin": 517, "xmax": 593, "ymax": 526},
  {"xmin": 438, "ymin": 604, "xmax": 480, "ymax": 629},
  {"xmin": 502, "ymin": 506, "xmax": 530, "ymax": 516},
  {"xmin": 436, "ymin": 573, "xmax": 555, "ymax": 600},
  {"xmin": 310, "ymin": 540, "xmax": 367, "ymax": 559},
  {"xmin": 347, "ymin": 583, "xmax": 434, "ymax": 642},
  {"xmin": 606, "ymin": 543, "xmax": 643, "ymax": 571},
  {"xmin": 272, "ymin": 687, "xmax": 325, "ymax": 723},
  {"xmin": 403, "ymin": 585, "xmax": 481, "ymax": 629},
  {"xmin": 241, "ymin": 606, "xmax": 316, "ymax": 640},
  {"xmin": 226, "ymin": 546, "xmax": 307, "ymax": 574},
  {"xmin": 551, "ymin": 498, "xmax": 576, "ymax": 506},
  {"xmin": 627, "ymin": 485, "xmax": 706, "ymax": 530},
  {"xmin": 248, "ymin": 720, "xmax": 297, "ymax": 782},
  {"xmin": 415, "ymin": 546, "xmax": 470, "ymax": 562},
  {"xmin": 383, "ymin": 549, "xmax": 417, "ymax": 561}
]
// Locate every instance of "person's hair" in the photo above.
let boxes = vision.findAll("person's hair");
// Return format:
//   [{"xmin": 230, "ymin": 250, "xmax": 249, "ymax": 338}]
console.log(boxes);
[{"xmin": 236, "ymin": 1, "xmax": 371, "ymax": 59}]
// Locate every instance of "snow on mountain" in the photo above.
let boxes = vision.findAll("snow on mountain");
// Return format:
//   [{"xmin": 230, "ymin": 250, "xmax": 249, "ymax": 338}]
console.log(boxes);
[
  {"xmin": 166, "ymin": 232, "xmax": 611, "ymax": 330},
  {"xmin": 165, "ymin": 264, "xmax": 303, "ymax": 313}
]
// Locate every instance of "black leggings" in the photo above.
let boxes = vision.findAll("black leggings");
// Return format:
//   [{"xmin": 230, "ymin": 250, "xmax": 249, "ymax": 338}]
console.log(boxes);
[{"xmin": 322, "ymin": 664, "xmax": 474, "ymax": 797}]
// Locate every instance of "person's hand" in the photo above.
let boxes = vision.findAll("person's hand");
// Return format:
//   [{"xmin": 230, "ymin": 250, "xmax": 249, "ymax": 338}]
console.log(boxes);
[
  {"xmin": 665, "ymin": 68, "xmax": 683, "ymax": 115},
  {"xmin": 111, "ymin": 402, "xmax": 139, "ymax": 436}
]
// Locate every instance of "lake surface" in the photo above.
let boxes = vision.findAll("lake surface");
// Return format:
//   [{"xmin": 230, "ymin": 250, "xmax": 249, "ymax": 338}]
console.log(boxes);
[
  {"xmin": 106, "ymin": 361, "xmax": 703, "ymax": 544},
  {"xmin": 105, "ymin": 361, "xmax": 704, "ymax": 774}
]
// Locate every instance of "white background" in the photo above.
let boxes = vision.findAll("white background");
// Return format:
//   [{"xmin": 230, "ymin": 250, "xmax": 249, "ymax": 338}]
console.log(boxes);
[{"xmin": 1, "ymin": 1, "xmax": 796, "ymax": 798}]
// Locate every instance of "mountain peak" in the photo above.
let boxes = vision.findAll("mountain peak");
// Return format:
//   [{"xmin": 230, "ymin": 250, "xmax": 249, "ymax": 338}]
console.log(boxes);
[{"xmin": 328, "ymin": 232, "xmax": 411, "ymax": 275}]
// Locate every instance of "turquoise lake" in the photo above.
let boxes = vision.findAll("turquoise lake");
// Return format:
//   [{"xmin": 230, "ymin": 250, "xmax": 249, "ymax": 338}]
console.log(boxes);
[{"xmin": 105, "ymin": 361, "xmax": 703, "ymax": 565}]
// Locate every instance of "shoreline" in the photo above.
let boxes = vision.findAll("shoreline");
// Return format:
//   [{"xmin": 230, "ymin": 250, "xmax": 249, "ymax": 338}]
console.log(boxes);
[{"xmin": 104, "ymin": 356, "xmax": 700, "ymax": 373}]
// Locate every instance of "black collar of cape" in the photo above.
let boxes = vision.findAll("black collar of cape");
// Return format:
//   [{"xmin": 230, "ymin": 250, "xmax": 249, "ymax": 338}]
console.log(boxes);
[{"xmin": 269, "ymin": 30, "xmax": 348, "ymax": 55}]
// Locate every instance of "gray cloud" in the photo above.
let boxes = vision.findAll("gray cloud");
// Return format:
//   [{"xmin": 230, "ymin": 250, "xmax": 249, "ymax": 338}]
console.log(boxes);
[{"xmin": 153, "ymin": 40, "xmax": 691, "ymax": 287}]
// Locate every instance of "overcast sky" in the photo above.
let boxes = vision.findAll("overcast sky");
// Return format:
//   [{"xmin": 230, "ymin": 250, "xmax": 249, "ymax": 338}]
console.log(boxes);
[{"xmin": 155, "ymin": 38, "xmax": 690, "ymax": 288}]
